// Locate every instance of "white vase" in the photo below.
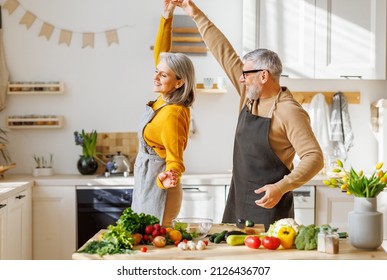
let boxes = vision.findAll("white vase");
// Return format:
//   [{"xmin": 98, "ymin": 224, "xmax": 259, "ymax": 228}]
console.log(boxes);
[
  {"xmin": 33, "ymin": 167, "xmax": 54, "ymax": 176},
  {"xmin": 348, "ymin": 197, "xmax": 383, "ymax": 250}
]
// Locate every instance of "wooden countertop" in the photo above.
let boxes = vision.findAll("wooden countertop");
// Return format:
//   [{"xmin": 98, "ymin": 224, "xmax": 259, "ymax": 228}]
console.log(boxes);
[{"xmin": 72, "ymin": 230, "xmax": 387, "ymax": 260}]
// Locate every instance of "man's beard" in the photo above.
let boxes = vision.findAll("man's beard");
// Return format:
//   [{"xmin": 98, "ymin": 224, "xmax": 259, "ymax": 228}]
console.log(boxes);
[{"xmin": 246, "ymin": 81, "xmax": 261, "ymax": 100}]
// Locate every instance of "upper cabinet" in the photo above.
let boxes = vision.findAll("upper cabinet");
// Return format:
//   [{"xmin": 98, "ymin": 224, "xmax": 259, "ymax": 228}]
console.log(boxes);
[{"xmin": 243, "ymin": 0, "xmax": 386, "ymax": 79}]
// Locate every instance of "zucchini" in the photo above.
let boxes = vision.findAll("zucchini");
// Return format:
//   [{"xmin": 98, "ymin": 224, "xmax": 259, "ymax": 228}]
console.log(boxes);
[
  {"xmin": 226, "ymin": 235, "xmax": 247, "ymax": 246},
  {"xmin": 214, "ymin": 230, "xmax": 228, "ymax": 244},
  {"xmin": 209, "ymin": 233, "xmax": 219, "ymax": 243}
]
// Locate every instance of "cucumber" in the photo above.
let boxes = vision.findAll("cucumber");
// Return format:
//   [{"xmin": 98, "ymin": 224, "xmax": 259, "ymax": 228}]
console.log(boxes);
[
  {"xmin": 214, "ymin": 230, "xmax": 228, "ymax": 244},
  {"xmin": 209, "ymin": 233, "xmax": 219, "ymax": 243},
  {"xmin": 226, "ymin": 234, "xmax": 248, "ymax": 246}
]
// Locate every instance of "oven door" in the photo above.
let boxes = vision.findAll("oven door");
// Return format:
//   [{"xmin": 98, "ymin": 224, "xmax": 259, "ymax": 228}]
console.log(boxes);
[{"xmin": 76, "ymin": 186, "xmax": 133, "ymax": 248}]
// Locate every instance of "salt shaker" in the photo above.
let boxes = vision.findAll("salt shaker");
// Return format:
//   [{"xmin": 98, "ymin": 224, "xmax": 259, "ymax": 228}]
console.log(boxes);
[{"xmin": 317, "ymin": 225, "xmax": 328, "ymax": 252}]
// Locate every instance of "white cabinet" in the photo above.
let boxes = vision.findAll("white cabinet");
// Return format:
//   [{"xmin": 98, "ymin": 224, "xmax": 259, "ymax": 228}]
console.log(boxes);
[
  {"xmin": 0, "ymin": 199, "xmax": 7, "ymax": 259},
  {"xmin": 246, "ymin": 0, "xmax": 386, "ymax": 79},
  {"xmin": 32, "ymin": 186, "xmax": 76, "ymax": 260},
  {"xmin": 179, "ymin": 186, "xmax": 227, "ymax": 223},
  {"xmin": 315, "ymin": 185, "xmax": 354, "ymax": 231},
  {"xmin": 5, "ymin": 188, "xmax": 32, "ymax": 260}
]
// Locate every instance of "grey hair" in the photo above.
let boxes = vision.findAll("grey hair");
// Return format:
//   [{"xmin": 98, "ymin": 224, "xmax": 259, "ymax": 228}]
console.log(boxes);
[
  {"xmin": 159, "ymin": 52, "xmax": 196, "ymax": 107},
  {"xmin": 242, "ymin": 49, "xmax": 282, "ymax": 78}
]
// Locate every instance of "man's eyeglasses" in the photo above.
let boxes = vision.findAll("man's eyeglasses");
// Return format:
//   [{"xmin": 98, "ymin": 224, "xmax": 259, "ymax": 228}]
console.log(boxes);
[{"xmin": 242, "ymin": 69, "xmax": 265, "ymax": 79}]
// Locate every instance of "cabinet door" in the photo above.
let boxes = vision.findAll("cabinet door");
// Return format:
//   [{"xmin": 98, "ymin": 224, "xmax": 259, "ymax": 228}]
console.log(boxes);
[
  {"xmin": 256, "ymin": 0, "xmax": 315, "ymax": 78},
  {"xmin": 316, "ymin": 186, "xmax": 353, "ymax": 231},
  {"xmin": 5, "ymin": 188, "xmax": 32, "ymax": 260},
  {"xmin": 32, "ymin": 186, "xmax": 76, "ymax": 260},
  {"xmin": 0, "ymin": 199, "xmax": 7, "ymax": 259},
  {"xmin": 315, "ymin": 0, "xmax": 386, "ymax": 79}
]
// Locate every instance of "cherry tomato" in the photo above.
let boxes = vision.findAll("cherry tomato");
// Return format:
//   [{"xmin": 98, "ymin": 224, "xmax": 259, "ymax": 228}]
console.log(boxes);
[
  {"xmin": 174, "ymin": 241, "xmax": 180, "ymax": 246},
  {"xmin": 140, "ymin": 246, "xmax": 147, "ymax": 253},
  {"xmin": 262, "ymin": 236, "xmax": 281, "ymax": 250},
  {"xmin": 203, "ymin": 240, "xmax": 209, "ymax": 246},
  {"xmin": 244, "ymin": 235, "xmax": 261, "ymax": 249}
]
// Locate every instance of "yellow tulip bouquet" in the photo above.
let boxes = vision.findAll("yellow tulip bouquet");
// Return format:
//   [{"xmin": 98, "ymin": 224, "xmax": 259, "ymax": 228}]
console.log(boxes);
[{"xmin": 323, "ymin": 160, "xmax": 387, "ymax": 198}]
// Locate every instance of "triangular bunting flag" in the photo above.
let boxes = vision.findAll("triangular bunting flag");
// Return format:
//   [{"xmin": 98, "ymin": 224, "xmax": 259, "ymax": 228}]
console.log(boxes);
[
  {"xmin": 105, "ymin": 29, "xmax": 119, "ymax": 46},
  {"xmin": 19, "ymin": 11, "xmax": 36, "ymax": 29},
  {"xmin": 39, "ymin": 22, "xmax": 54, "ymax": 40},
  {"xmin": 82, "ymin": 33, "xmax": 94, "ymax": 48},
  {"xmin": 59, "ymin": 29, "xmax": 72, "ymax": 46},
  {"xmin": 2, "ymin": 0, "xmax": 20, "ymax": 15}
]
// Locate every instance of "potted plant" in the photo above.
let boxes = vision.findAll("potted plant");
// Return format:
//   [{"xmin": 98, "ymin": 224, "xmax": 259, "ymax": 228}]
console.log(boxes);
[
  {"xmin": 32, "ymin": 153, "xmax": 54, "ymax": 176},
  {"xmin": 323, "ymin": 160, "xmax": 386, "ymax": 250},
  {"xmin": 74, "ymin": 129, "xmax": 99, "ymax": 175}
]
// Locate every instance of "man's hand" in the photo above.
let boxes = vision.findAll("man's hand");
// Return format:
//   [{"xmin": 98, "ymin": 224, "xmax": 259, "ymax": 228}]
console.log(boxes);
[
  {"xmin": 171, "ymin": 0, "xmax": 198, "ymax": 18},
  {"xmin": 254, "ymin": 184, "xmax": 282, "ymax": 209},
  {"xmin": 163, "ymin": 0, "xmax": 176, "ymax": 19}
]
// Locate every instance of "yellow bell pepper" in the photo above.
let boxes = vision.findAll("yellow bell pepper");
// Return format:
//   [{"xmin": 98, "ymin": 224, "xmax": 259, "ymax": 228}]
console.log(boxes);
[{"xmin": 277, "ymin": 226, "xmax": 296, "ymax": 249}]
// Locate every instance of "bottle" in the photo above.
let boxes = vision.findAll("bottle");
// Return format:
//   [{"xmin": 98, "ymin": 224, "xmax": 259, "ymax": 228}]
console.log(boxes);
[
  {"xmin": 325, "ymin": 228, "xmax": 339, "ymax": 254},
  {"xmin": 317, "ymin": 226, "xmax": 328, "ymax": 252}
]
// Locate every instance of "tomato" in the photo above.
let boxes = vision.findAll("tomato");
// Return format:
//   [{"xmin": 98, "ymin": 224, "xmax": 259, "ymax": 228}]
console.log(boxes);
[
  {"xmin": 152, "ymin": 229, "xmax": 160, "ymax": 237},
  {"xmin": 131, "ymin": 233, "xmax": 143, "ymax": 245},
  {"xmin": 140, "ymin": 246, "xmax": 147, "ymax": 253},
  {"xmin": 153, "ymin": 224, "xmax": 161, "ymax": 231},
  {"xmin": 159, "ymin": 227, "xmax": 167, "ymax": 235},
  {"xmin": 262, "ymin": 236, "xmax": 281, "ymax": 250},
  {"xmin": 145, "ymin": 225, "xmax": 154, "ymax": 235},
  {"xmin": 244, "ymin": 235, "xmax": 261, "ymax": 249},
  {"xmin": 203, "ymin": 240, "xmax": 209, "ymax": 246}
]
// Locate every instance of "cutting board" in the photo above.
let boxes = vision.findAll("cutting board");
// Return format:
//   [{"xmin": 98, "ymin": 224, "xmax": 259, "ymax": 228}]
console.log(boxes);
[{"xmin": 210, "ymin": 223, "xmax": 265, "ymax": 235}]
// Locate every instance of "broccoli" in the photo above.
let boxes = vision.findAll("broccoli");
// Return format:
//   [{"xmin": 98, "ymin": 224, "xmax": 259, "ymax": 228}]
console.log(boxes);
[{"xmin": 294, "ymin": 224, "xmax": 319, "ymax": 250}]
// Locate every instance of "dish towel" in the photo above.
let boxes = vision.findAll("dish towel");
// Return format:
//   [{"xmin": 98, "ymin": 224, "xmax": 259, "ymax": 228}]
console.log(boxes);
[
  {"xmin": 330, "ymin": 92, "xmax": 354, "ymax": 159},
  {"xmin": 308, "ymin": 93, "xmax": 331, "ymax": 153}
]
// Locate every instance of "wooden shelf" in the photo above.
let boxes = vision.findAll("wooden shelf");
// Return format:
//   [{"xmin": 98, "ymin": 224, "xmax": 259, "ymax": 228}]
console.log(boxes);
[
  {"xmin": 7, "ymin": 81, "xmax": 64, "ymax": 95},
  {"xmin": 196, "ymin": 83, "xmax": 227, "ymax": 93},
  {"xmin": 291, "ymin": 91, "xmax": 360, "ymax": 105},
  {"xmin": 6, "ymin": 115, "xmax": 64, "ymax": 129}
]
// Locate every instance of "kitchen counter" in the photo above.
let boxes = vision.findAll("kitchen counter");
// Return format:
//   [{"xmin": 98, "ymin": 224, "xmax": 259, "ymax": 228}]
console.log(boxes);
[
  {"xmin": 72, "ymin": 229, "xmax": 387, "ymax": 260},
  {"xmin": 0, "ymin": 176, "xmax": 33, "ymax": 200}
]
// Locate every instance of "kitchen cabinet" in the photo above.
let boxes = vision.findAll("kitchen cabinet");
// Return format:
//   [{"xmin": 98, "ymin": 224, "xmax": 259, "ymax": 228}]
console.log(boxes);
[
  {"xmin": 4, "ymin": 188, "xmax": 32, "ymax": 260},
  {"xmin": 315, "ymin": 185, "xmax": 354, "ymax": 232},
  {"xmin": 245, "ymin": 0, "xmax": 386, "ymax": 79},
  {"xmin": 32, "ymin": 185, "xmax": 76, "ymax": 260},
  {"xmin": 0, "ymin": 199, "xmax": 7, "ymax": 259},
  {"xmin": 179, "ymin": 186, "xmax": 227, "ymax": 223}
]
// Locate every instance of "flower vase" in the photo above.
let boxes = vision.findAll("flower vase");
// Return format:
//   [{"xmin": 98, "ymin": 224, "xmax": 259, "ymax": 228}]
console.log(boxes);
[
  {"xmin": 348, "ymin": 197, "xmax": 383, "ymax": 250},
  {"xmin": 77, "ymin": 156, "xmax": 98, "ymax": 175}
]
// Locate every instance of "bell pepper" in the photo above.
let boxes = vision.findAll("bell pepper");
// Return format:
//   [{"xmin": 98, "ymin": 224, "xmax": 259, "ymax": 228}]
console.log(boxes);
[{"xmin": 277, "ymin": 226, "xmax": 296, "ymax": 249}]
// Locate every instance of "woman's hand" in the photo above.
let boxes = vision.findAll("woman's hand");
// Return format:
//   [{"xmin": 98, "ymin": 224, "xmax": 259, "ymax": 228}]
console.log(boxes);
[
  {"xmin": 163, "ymin": 0, "xmax": 176, "ymax": 19},
  {"xmin": 171, "ymin": 0, "xmax": 198, "ymax": 18},
  {"xmin": 158, "ymin": 170, "xmax": 178, "ymax": 188}
]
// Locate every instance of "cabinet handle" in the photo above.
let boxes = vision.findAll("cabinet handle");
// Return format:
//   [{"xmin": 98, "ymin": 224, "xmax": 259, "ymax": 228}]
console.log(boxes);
[
  {"xmin": 0, "ymin": 204, "xmax": 7, "ymax": 209},
  {"xmin": 15, "ymin": 194, "xmax": 26, "ymax": 199},
  {"xmin": 340, "ymin": 75, "xmax": 362, "ymax": 79}
]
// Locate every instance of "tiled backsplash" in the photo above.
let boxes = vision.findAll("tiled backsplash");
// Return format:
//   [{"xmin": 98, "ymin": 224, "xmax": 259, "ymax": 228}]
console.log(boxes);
[{"xmin": 95, "ymin": 132, "xmax": 138, "ymax": 174}]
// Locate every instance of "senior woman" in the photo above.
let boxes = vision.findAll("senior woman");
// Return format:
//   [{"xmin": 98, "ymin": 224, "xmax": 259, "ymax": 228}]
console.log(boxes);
[{"xmin": 131, "ymin": 1, "xmax": 196, "ymax": 226}]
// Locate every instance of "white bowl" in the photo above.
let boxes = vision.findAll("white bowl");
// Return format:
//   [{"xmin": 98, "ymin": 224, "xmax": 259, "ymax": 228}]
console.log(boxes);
[{"xmin": 172, "ymin": 218, "xmax": 213, "ymax": 240}]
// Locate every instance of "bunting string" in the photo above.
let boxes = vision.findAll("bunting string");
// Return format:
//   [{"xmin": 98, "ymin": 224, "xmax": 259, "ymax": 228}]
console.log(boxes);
[{"xmin": 1, "ymin": 0, "xmax": 134, "ymax": 48}]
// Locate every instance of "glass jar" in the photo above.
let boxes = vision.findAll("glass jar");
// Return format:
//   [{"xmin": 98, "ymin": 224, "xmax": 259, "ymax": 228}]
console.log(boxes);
[{"xmin": 325, "ymin": 228, "xmax": 339, "ymax": 254}]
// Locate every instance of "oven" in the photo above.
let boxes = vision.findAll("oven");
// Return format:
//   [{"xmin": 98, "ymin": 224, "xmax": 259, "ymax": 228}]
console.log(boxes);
[
  {"xmin": 293, "ymin": 185, "xmax": 315, "ymax": 226},
  {"xmin": 76, "ymin": 186, "xmax": 133, "ymax": 248}
]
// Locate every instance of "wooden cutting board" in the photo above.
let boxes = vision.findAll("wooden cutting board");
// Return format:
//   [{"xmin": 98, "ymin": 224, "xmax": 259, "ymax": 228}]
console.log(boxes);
[{"xmin": 210, "ymin": 223, "xmax": 265, "ymax": 235}]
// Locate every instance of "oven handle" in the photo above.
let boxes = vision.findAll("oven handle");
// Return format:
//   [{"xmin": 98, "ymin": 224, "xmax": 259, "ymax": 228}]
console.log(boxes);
[{"xmin": 76, "ymin": 185, "xmax": 133, "ymax": 190}]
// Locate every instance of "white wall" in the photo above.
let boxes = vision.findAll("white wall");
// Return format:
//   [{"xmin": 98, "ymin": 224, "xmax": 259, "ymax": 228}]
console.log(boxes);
[{"xmin": 0, "ymin": 0, "xmax": 386, "ymax": 175}]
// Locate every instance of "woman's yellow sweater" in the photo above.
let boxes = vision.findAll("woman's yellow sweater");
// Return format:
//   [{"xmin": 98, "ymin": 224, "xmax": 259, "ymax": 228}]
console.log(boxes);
[{"xmin": 145, "ymin": 16, "xmax": 190, "ymax": 188}]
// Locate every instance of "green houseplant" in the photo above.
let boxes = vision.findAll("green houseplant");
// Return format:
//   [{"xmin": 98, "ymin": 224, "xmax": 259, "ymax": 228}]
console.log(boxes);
[
  {"xmin": 74, "ymin": 129, "xmax": 99, "ymax": 175},
  {"xmin": 32, "ymin": 153, "xmax": 54, "ymax": 176}
]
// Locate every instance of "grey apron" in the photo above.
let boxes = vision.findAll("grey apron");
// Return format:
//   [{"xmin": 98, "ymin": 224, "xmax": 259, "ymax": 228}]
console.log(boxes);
[
  {"xmin": 132, "ymin": 99, "xmax": 168, "ymax": 223},
  {"xmin": 222, "ymin": 92, "xmax": 294, "ymax": 231}
]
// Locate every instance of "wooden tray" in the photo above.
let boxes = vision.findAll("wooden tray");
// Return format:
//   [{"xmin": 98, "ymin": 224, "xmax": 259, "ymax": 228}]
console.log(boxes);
[{"xmin": 0, "ymin": 163, "xmax": 16, "ymax": 176}]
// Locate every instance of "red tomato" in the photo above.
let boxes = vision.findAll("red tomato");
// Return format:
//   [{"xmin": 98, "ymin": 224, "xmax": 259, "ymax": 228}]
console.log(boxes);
[
  {"xmin": 244, "ymin": 236, "xmax": 261, "ymax": 249},
  {"xmin": 203, "ymin": 240, "xmax": 209, "ymax": 246},
  {"xmin": 153, "ymin": 224, "xmax": 161, "ymax": 231},
  {"xmin": 140, "ymin": 246, "xmax": 147, "ymax": 253},
  {"xmin": 262, "ymin": 236, "xmax": 281, "ymax": 250},
  {"xmin": 145, "ymin": 225, "xmax": 154, "ymax": 235},
  {"xmin": 159, "ymin": 227, "xmax": 167, "ymax": 235}
]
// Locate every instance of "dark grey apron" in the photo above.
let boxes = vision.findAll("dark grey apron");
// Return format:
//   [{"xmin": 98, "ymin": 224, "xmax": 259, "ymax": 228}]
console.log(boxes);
[
  {"xmin": 132, "ymin": 99, "xmax": 168, "ymax": 223},
  {"xmin": 222, "ymin": 93, "xmax": 294, "ymax": 231}
]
